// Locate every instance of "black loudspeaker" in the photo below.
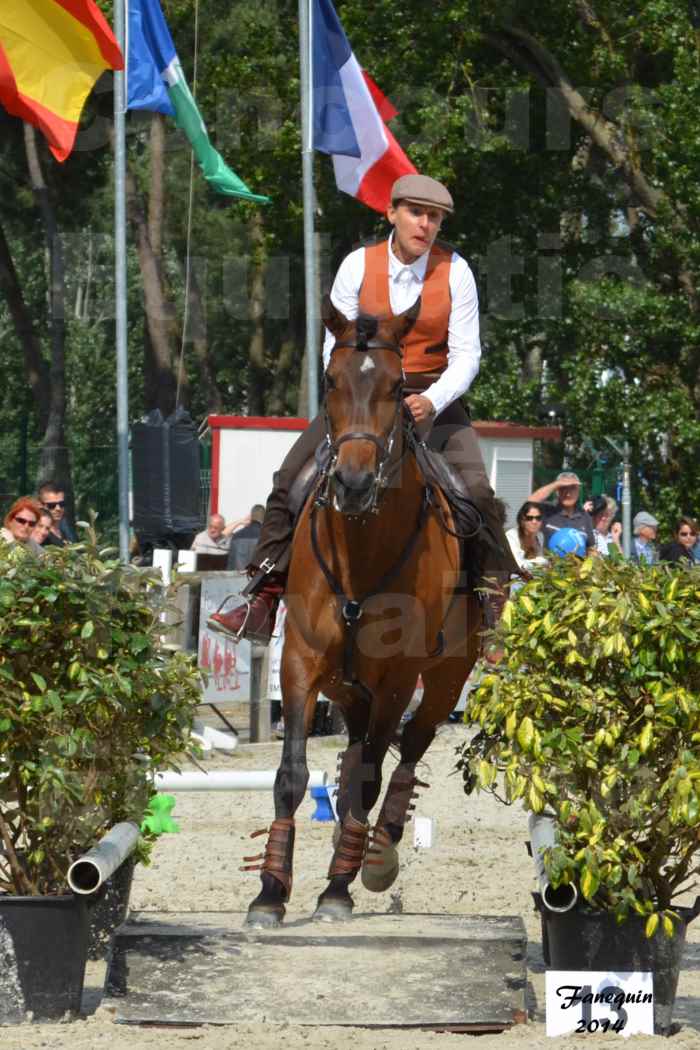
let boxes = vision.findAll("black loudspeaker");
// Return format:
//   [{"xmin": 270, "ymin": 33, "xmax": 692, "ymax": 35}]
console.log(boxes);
[{"xmin": 131, "ymin": 408, "xmax": 202, "ymax": 557}]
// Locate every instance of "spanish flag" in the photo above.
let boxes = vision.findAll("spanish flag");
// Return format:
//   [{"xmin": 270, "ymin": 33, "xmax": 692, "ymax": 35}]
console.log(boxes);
[{"xmin": 0, "ymin": 0, "xmax": 123, "ymax": 162}]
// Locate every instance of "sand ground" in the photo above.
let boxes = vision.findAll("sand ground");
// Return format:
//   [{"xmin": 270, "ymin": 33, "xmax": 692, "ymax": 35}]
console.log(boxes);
[{"xmin": 4, "ymin": 718, "xmax": 700, "ymax": 1049}]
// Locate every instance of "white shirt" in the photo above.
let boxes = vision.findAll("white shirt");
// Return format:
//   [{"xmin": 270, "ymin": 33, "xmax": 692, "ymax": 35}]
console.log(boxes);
[
  {"xmin": 505, "ymin": 527, "xmax": 547, "ymax": 572},
  {"xmin": 322, "ymin": 233, "xmax": 481, "ymax": 416},
  {"xmin": 191, "ymin": 530, "xmax": 230, "ymax": 554}
]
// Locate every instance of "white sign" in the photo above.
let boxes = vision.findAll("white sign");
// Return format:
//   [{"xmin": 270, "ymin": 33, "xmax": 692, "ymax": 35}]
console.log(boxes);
[
  {"xmin": 198, "ymin": 576, "xmax": 251, "ymax": 702},
  {"xmin": 546, "ymin": 970, "xmax": 654, "ymax": 1038},
  {"xmin": 326, "ymin": 783, "xmax": 339, "ymax": 822}
]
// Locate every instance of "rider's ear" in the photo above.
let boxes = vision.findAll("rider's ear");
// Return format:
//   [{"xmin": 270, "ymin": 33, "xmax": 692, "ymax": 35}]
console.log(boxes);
[
  {"xmin": 393, "ymin": 296, "xmax": 421, "ymax": 342},
  {"xmin": 321, "ymin": 294, "xmax": 350, "ymax": 337}
]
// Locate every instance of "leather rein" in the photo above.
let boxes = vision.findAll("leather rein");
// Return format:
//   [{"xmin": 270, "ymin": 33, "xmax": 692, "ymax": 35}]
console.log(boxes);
[{"xmin": 310, "ymin": 335, "xmax": 435, "ymax": 699}]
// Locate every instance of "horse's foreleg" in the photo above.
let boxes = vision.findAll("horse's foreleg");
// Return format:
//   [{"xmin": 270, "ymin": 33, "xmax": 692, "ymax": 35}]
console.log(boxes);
[{"xmin": 246, "ymin": 646, "xmax": 317, "ymax": 928}]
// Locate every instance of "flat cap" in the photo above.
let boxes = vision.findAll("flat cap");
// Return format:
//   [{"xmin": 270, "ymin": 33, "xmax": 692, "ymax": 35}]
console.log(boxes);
[
  {"xmin": 633, "ymin": 510, "xmax": 659, "ymax": 532},
  {"xmin": 391, "ymin": 174, "xmax": 454, "ymax": 214},
  {"xmin": 556, "ymin": 470, "xmax": 581, "ymax": 485}
]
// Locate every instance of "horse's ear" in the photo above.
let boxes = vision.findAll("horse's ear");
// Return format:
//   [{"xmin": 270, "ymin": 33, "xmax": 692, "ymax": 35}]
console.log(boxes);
[
  {"xmin": 321, "ymin": 294, "xmax": 350, "ymax": 337},
  {"xmin": 392, "ymin": 296, "xmax": 421, "ymax": 342}
]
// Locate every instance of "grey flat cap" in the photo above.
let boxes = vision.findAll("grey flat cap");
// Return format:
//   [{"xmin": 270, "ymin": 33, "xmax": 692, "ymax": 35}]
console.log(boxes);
[
  {"xmin": 556, "ymin": 470, "xmax": 581, "ymax": 484},
  {"xmin": 391, "ymin": 174, "xmax": 454, "ymax": 214},
  {"xmin": 633, "ymin": 510, "xmax": 659, "ymax": 532}
]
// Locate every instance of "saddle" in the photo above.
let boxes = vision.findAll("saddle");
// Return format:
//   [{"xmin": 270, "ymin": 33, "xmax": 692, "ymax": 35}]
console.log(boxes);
[{"xmin": 288, "ymin": 422, "xmax": 500, "ymax": 591}]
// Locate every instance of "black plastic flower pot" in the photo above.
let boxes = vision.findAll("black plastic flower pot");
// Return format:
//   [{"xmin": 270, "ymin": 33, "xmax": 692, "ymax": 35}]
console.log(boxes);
[
  {"xmin": 0, "ymin": 893, "xmax": 89, "ymax": 1023},
  {"xmin": 86, "ymin": 857, "xmax": 136, "ymax": 961},
  {"xmin": 534, "ymin": 893, "xmax": 700, "ymax": 1034}
]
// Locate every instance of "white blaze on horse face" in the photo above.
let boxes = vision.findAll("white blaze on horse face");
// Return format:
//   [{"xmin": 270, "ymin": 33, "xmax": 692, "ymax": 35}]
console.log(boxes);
[{"xmin": 359, "ymin": 355, "xmax": 376, "ymax": 375}]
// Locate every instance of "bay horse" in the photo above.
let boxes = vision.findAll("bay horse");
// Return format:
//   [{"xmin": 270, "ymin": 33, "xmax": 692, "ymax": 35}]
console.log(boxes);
[{"xmin": 245, "ymin": 296, "xmax": 483, "ymax": 926}]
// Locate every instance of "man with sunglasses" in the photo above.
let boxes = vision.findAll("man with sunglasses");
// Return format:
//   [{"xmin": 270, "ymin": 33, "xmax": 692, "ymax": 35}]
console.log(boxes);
[{"xmin": 37, "ymin": 480, "xmax": 77, "ymax": 547}]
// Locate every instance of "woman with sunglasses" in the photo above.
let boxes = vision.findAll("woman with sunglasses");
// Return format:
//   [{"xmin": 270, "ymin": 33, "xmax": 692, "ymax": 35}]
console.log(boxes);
[
  {"xmin": 658, "ymin": 517, "xmax": 699, "ymax": 566},
  {"xmin": 1, "ymin": 498, "xmax": 44, "ymax": 555},
  {"xmin": 506, "ymin": 501, "xmax": 548, "ymax": 572}
]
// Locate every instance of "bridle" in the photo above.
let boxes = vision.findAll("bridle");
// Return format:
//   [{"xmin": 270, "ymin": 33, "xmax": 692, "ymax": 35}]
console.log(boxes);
[
  {"xmin": 316, "ymin": 336, "xmax": 406, "ymax": 516},
  {"xmin": 310, "ymin": 331, "xmax": 436, "ymax": 697}
]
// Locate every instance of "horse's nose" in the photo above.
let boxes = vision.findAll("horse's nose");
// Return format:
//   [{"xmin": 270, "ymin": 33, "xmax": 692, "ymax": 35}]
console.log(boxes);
[{"xmin": 334, "ymin": 466, "xmax": 374, "ymax": 496}]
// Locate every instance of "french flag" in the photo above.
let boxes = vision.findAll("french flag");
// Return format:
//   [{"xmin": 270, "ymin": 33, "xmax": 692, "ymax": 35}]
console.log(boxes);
[{"xmin": 312, "ymin": 0, "xmax": 416, "ymax": 213}]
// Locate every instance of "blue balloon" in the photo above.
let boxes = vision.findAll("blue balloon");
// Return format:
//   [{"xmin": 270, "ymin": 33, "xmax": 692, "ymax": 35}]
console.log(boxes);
[{"xmin": 548, "ymin": 527, "xmax": 587, "ymax": 557}]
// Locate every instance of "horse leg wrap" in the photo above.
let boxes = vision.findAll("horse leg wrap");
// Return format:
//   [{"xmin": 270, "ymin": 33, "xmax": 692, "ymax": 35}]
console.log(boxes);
[
  {"xmin": 374, "ymin": 764, "xmax": 430, "ymax": 834},
  {"xmin": 243, "ymin": 817, "xmax": 295, "ymax": 899},
  {"xmin": 328, "ymin": 814, "xmax": 369, "ymax": 879}
]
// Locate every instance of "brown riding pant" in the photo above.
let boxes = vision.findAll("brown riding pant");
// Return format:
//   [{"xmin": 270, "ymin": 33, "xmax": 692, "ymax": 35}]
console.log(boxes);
[{"xmin": 251, "ymin": 376, "xmax": 518, "ymax": 578}]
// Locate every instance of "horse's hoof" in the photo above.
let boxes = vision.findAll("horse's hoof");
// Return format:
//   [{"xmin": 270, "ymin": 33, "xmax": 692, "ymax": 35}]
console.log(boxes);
[
  {"xmin": 362, "ymin": 829, "xmax": 399, "ymax": 892},
  {"xmin": 313, "ymin": 896, "xmax": 353, "ymax": 923},
  {"xmin": 245, "ymin": 904, "xmax": 285, "ymax": 929}
]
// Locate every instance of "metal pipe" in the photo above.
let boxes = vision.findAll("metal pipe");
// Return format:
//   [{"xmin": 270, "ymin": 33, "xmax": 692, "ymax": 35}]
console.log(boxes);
[
  {"xmin": 113, "ymin": 0, "xmax": 130, "ymax": 564},
  {"xmin": 298, "ymin": 0, "xmax": 319, "ymax": 418},
  {"xmin": 154, "ymin": 769, "xmax": 328, "ymax": 792},
  {"xmin": 621, "ymin": 440, "xmax": 632, "ymax": 558},
  {"xmin": 528, "ymin": 813, "xmax": 578, "ymax": 913},
  {"xmin": 67, "ymin": 821, "xmax": 140, "ymax": 895}
]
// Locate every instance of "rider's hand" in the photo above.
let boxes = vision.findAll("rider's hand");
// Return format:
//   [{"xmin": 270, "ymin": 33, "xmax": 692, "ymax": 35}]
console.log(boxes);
[{"xmin": 404, "ymin": 393, "xmax": 436, "ymax": 424}]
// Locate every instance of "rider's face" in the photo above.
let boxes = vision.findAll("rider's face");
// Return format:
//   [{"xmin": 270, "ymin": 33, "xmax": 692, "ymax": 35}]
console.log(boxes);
[{"xmin": 387, "ymin": 201, "xmax": 445, "ymax": 264}]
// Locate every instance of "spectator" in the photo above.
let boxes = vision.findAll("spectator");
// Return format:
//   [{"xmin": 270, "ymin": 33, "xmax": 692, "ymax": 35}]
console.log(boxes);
[
  {"xmin": 692, "ymin": 532, "xmax": 700, "ymax": 565},
  {"xmin": 632, "ymin": 511, "xmax": 659, "ymax": 565},
  {"xmin": 527, "ymin": 471, "xmax": 596, "ymax": 555},
  {"xmin": 32, "ymin": 509, "xmax": 53, "ymax": 547},
  {"xmin": 38, "ymin": 480, "xmax": 76, "ymax": 547},
  {"xmin": 658, "ymin": 517, "xmax": 698, "ymax": 566},
  {"xmin": 1, "ymin": 498, "xmax": 44, "ymax": 555},
  {"xmin": 191, "ymin": 513, "xmax": 248, "ymax": 555},
  {"xmin": 506, "ymin": 502, "xmax": 547, "ymax": 573},
  {"xmin": 591, "ymin": 496, "xmax": 623, "ymax": 557},
  {"xmin": 227, "ymin": 505, "xmax": 265, "ymax": 571}
]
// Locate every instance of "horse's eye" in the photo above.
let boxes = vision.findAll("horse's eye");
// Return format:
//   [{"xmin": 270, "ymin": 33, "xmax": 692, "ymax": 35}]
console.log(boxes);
[{"xmin": 325, "ymin": 374, "xmax": 336, "ymax": 391}]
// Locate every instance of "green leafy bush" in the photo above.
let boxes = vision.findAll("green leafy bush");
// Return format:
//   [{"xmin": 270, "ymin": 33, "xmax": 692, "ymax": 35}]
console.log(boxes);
[
  {"xmin": 459, "ymin": 555, "xmax": 700, "ymax": 933},
  {"xmin": 0, "ymin": 534, "xmax": 203, "ymax": 895}
]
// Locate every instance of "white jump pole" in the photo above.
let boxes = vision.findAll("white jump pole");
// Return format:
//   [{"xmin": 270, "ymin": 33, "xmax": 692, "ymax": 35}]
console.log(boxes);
[{"xmin": 155, "ymin": 769, "xmax": 328, "ymax": 792}]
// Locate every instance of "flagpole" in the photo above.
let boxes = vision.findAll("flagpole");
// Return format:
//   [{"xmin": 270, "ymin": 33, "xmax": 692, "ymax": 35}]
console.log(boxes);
[
  {"xmin": 299, "ymin": 0, "xmax": 319, "ymax": 418},
  {"xmin": 114, "ymin": 0, "xmax": 130, "ymax": 563}
]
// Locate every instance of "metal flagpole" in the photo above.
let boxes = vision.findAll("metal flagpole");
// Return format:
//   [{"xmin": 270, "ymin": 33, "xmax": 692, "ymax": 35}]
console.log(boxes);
[
  {"xmin": 298, "ymin": 0, "xmax": 319, "ymax": 418},
  {"xmin": 114, "ymin": 0, "xmax": 130, "ymax": 563}
]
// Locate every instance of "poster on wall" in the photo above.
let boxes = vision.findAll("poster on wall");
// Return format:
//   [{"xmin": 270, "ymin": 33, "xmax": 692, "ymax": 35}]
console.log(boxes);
[{"xmin": 198, "ymin": 575, "xmax": 251, "ymax": 703}]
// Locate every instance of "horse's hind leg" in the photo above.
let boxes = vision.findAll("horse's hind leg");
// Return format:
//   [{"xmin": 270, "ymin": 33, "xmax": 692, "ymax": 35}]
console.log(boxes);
[
  {"xmin": 362, "ymin": 646, "xmax": 477, "ymax": 892},
  {"xmin": 246, "ymin": 643, "xmax": 317, "ymax": 928},
  {"xmin": 314, "ymin": 699, "xmax": 400, "ymax": 922}
]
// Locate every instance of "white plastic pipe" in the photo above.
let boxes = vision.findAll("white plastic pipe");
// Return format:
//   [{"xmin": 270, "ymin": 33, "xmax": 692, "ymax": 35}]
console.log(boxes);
[
  {"xmin": 528, "ymin": 813, "xmax": 578, "ymax": 913},
  {"xmin": 67, "ymin": 821, "xmax": 140, "ymax": 895},
  {"xmin": 154, "ymin": 769, "xmax": 328, "ymax": 792}
]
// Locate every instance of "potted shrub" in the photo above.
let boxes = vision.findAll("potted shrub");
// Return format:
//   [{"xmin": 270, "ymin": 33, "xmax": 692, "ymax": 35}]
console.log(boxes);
[
  {"xmin": 0, "ymin": 532, "xmax": 202, "ymax": 1021},
  {"xmin": 457, "ymin": 554, "xmax": 700, "ymax": 1033}
]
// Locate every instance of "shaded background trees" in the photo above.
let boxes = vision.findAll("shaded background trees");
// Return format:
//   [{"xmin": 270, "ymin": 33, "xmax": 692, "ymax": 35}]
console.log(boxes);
[{"xmin": 0, "ymin": 0, "xmax": 699, "ymax": 535}]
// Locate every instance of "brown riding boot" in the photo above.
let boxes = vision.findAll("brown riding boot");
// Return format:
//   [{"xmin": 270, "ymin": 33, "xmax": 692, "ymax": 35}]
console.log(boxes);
[{"xmin": 208, "ymin": 572, "xmax": 285, "ymax": 645}]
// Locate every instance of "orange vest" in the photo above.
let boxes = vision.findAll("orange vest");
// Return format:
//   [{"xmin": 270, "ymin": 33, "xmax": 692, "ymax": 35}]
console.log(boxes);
[{"xmin": 358, "ymin": 239, "xmax": 452, "ymax": 373}]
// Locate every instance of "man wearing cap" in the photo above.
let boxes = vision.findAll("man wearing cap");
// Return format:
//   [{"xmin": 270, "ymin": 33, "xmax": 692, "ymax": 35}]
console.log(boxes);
[
  {"xmin": 527, "ymin": 472, "xmax": 596, "ymax": 553},
  {"xmin": 632, "ymin": 511, "xmax": 659, "ymax": 565},
  {"xmin": 210, "ymin": 173, "xmax": 517, "ymax": 644}
]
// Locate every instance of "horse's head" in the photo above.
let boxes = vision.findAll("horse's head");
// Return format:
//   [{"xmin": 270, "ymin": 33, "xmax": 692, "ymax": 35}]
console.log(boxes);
[{"xmin": 321, "ymin": 294, "xmax": 420, "ymax": 515}]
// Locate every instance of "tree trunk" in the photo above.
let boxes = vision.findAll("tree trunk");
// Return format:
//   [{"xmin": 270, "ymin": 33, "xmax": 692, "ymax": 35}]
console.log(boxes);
[
  {"xmin": 23, "ymin": 124, "xmax": 74, "ymax": 520},
  {"xmin": 124, "ymin": 119, "xmax": 178, "ymax": 416},
  {"xmin": 0, "ymin": 221, "xmax": 50, "ymax": 430}
]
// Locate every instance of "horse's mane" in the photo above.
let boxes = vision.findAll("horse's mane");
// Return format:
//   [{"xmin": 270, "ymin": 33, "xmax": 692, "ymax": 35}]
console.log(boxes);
[{"xmin": 355, "ymin": 314, "xmax": 379, "ymax": 351}]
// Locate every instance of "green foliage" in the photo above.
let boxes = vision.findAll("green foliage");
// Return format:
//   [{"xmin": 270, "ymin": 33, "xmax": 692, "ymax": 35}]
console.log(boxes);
[
  {"xmin": 458, "ymin": 555, "xmax": 700, "ymax": 927},
  {"xmin": 0, "ymin": 530, "xmax": 203, "ymax": 896}
]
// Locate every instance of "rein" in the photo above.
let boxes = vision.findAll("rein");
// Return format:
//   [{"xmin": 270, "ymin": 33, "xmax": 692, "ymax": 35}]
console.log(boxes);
[{"xmin": 309, "ymin": 488, "xmax": 430, "ymax": 697}]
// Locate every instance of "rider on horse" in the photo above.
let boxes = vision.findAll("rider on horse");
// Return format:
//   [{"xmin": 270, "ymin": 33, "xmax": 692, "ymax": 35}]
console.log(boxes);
[{"xmin": 210, "ymin": 173, "xmax": 518, "ymax": 644}]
